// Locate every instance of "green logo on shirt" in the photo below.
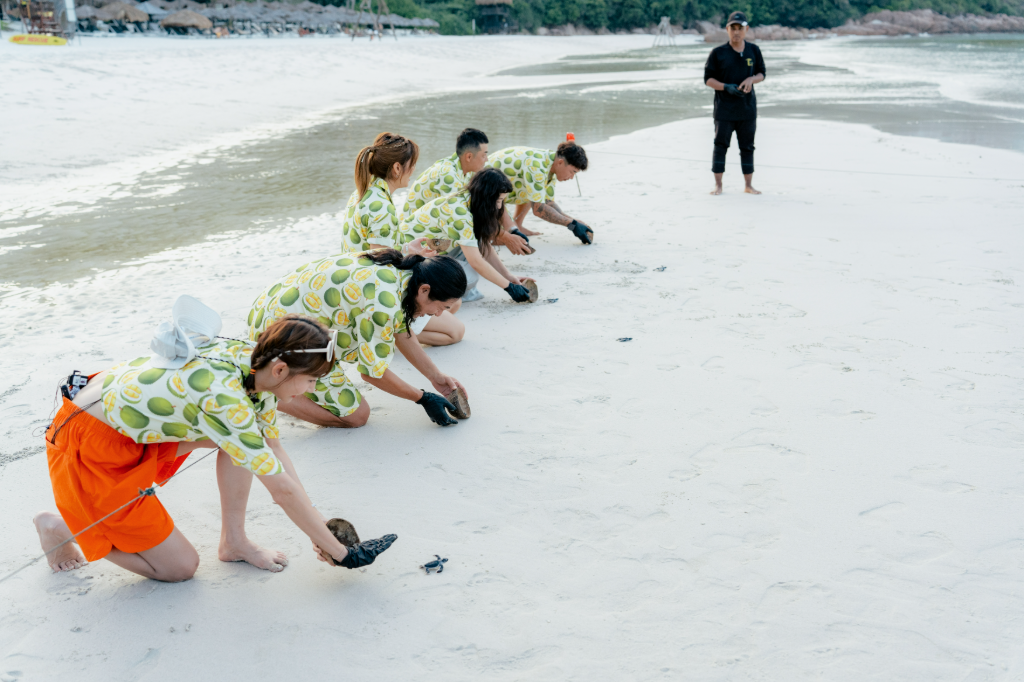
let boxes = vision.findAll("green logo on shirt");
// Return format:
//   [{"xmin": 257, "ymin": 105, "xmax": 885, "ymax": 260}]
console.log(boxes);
[{"xmin": 746, "ymin": 58, "xmax": 753, "ymax": 66}]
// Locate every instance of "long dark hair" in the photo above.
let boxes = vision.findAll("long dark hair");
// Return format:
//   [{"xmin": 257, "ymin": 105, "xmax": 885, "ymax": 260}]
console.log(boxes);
[
  {"xmin": 354, "ymin": 132, "xmax": 419, "ymax": 199},
  {"xmin": 245, "ymin": 315, "xmax": 334, "ymax": 391},
  {"xmin": 465, "ymin": 167, "xmax": 512, "ymax": 257},
  {"xmin": 361, "ymin": 249, "xmax": 467, "ymax": 336}
]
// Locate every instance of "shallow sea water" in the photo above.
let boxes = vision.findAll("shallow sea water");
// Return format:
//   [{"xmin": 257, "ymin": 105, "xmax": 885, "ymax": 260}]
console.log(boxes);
[{"xmin": 1, "ymin": 33, "xmax": 1021, "ymax": 290}]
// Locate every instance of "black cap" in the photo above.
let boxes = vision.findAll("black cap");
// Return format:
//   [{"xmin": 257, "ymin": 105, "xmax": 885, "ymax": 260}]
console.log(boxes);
[{"xmin": 726, "ymin": 11, "xmax": 748, "ymax": 26}]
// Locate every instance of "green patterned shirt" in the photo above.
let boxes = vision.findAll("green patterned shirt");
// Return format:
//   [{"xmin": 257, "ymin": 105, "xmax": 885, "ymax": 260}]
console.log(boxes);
[
  {"xmin": 341, "ymin": 177, "xmax": 400, "ymax": 252},
  {"xmin": 101, "ymin": 339, "xmax": 283, "ymax": 476},
  {"xmin": 398, "ymin": 192, "xmax": 478, "ymax": 256},
  {"xmin": 400, "ymin": 153, "xmax": 469, "ymax": 223},
  {"xmin": 248, "ymin": 253, "xmax": 411, "ymax": 379},
  {"xmin": 488, "ymin": 147, "xmax": 557, "ymax": 205}
]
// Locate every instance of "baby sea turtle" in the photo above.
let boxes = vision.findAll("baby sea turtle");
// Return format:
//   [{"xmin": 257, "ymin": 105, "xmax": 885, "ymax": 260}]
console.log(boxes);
[{"xmin": 420, "ymin": 555, "xmax": 448, "ymax": 574}]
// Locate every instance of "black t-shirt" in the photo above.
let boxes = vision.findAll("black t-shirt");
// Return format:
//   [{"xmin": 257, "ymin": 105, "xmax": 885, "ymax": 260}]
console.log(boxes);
[{"xmin": 703, "ymin": 41, "xmax": 766, "ymax": 121}]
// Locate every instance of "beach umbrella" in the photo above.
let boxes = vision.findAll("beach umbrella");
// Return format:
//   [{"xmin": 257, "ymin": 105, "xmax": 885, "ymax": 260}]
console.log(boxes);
[
  {"xmin": 226, "ymin": 5, "xmax": 260, "ymax": 20},
  {"xmin": 74, "ymin": 5, "xmax": 100, "ymax": 18},
  {"xmin": 160, "ymin": 8, "xmax": 212, "ymax": 28},
  {"xmin": 98, "ymin": 1, "xmax": 149, "ymax": 21}
]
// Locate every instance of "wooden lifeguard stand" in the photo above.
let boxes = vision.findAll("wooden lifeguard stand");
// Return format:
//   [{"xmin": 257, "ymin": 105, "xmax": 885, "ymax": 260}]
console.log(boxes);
[
  {"xmin": 652, "ymin": 16, "xmax": 674, "ymax": 46},
  {"xmin": 475, "ymin": 0, "xmax": 511, "ymax": 34}
]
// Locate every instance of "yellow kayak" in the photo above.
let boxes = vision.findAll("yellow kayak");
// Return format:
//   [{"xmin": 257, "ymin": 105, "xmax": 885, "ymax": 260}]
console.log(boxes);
[{"xmin": 9, "ymin": 34, "xmax": 68, "ymax": 45}]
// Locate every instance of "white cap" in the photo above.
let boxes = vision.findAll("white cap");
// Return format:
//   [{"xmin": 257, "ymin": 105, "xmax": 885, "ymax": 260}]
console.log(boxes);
[{"xmin": 150, "ymin": 295, "xmax": 223, "ymax": 369}]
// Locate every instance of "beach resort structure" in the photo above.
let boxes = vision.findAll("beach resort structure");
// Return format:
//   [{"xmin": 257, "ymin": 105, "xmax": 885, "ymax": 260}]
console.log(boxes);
[{"xmin": 4, "ymin": 0, "xmax": 439, "ymax": 35}]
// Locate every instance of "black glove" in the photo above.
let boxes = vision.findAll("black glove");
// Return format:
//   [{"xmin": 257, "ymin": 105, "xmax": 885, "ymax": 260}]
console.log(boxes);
[
  {"xmin": 510, "ymin": 228, "xmax": 530, "ymax": 244},
  {"xmin": 568, "ymin": 219, "xmax": 593, "ymax": 245},
  {"xmin": 417, "ymin": 390, "xmax": 459, "ymax": 426},
  {"xmin": 338, "ymin": 534, "xmax": 398, "ymax": 569},
  {"xmin": 723, "ymin": 83, "xmax": 743, "ymax": 97},
  {"xmin": 504, "ymin": 282, "xmax": 531, "ymax": 303}
]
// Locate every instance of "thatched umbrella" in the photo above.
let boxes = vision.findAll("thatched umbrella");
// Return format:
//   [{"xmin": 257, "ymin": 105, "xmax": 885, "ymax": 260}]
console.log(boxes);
[
  {"xmin": 74, "ymin": 5, "xmax": 100, "ymax": 18},
  {"xmin": 98, "ymin": 1, "xmax": 149, "ymax": 21},
  {"xmin": 160, "ymin": 8, "xmax": 211, "ymax": 28},
  {"xmin": 134, "ymin": 0, "xmax": 168, "ymax": 18}
]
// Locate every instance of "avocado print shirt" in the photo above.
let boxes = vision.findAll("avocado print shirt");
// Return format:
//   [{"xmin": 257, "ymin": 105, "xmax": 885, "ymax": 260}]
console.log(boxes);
[
  {"xmin": 398, "ymin": 192, "xmax": 478, "ymax": 256},
  {"xmin": 488, "ymin": 147, "xmax": 557, "ymax": 205},
  {"xmin": 341, "ymin": 177, "xmax": 400, "ymax": 253},
  {"xmin": 399, "ymin": 153, "xmax": 468, "ymax": 222},
  {"xmin": 101, "ymin": 339, "xmax": 283, "ymax": 476},
  {"xmin": 246, "ymin": 253, "xmax": 412, "ymax": 417}
]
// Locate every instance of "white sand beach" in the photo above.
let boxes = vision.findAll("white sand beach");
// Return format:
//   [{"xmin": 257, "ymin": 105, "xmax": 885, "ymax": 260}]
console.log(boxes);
[{"xmin": 2, "ymin": 35, "xmax": 1024, "ymax": 680}]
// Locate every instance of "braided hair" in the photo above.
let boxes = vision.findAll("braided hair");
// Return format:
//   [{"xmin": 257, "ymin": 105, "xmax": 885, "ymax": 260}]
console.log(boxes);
[
  {"xmin": 359, "ymin": 249, "xmax": 467, "ymax": 337},
  {"xmin": 243, "ymin": 315, "xmax": 334, "ymax": 392}
]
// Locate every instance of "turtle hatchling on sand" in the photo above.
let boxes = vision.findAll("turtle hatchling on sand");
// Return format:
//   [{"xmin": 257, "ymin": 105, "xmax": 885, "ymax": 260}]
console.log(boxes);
[{"xmin": 420, "ymin": 555, "xmax": 448, "ymax": 574}]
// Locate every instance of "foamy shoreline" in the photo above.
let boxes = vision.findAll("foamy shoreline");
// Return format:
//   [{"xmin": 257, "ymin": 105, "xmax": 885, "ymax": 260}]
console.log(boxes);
[{"xmin": 0, "ymin": 34, "xmax": 654, "ymax": 213}]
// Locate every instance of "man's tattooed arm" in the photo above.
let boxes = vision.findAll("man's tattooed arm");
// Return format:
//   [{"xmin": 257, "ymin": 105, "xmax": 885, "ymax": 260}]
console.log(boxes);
[{"xmin": 531, "ymin": 200, "xmax": 573, "ymax": 226}]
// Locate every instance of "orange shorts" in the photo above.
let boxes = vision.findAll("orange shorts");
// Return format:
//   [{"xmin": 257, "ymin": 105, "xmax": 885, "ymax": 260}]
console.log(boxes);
[{"xmin": 45, "ymin": 397, "xmax": 187, "ymax": 561}]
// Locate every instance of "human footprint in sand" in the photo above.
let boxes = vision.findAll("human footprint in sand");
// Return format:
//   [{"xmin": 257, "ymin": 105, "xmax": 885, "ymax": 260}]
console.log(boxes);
[
  {"xmin": 489, "ymin": 140, "xmax": 593, "ymax": 244},
  {"xmin": 704, "ymin": 11, "xmax": 766, "ymax": 196},
  {"xmin": 36, "ymin": 308, "xmax": 395, "ymax": 582}
]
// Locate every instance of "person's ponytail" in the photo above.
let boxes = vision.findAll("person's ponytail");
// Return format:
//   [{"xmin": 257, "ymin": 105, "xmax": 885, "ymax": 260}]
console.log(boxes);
[
  {"xmin": 245, "ymin": 314, "xmax": 334, "ymax": 392},
  {"xmin": 354, "ymin": 146, "xmax": 374, "ymax": 199},
  {"xmin": 353, "ymin": 132, "xmax": 420, "ymax": 200},
  {"xmin": 360, "ymin": 249, "xmax": 467, "ymax": 336}
]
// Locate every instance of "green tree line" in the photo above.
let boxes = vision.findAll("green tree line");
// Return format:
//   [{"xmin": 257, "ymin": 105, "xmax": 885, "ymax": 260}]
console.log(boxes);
[{"xmin": 320, "ymin": 0, "xmax": 1024, "ymax": 33}]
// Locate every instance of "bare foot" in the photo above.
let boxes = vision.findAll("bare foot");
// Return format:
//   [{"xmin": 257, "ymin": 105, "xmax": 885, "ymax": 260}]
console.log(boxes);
[
  {"xmin": 519, "ymin": 227, "xmax": 542, "ymax": 236},
  {"xmin": 744, "ymin": 185, "xmax": 761, "ymax": 195},
  {"xmin": 710, "ymin": 185, "xmax": 723, "ymax": 195},
  {"xmin": 219, "ymin": 538, "xmax": 288, "ymax": 572},
  {"xmin": 34, "ymin": 511, "xmax": 87, "ymax": 572}
]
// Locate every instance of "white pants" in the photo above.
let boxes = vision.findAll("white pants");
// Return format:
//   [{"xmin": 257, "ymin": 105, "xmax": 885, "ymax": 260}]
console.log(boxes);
[{"xmin": 449, "ymin": 246, "xmax": 481, "ymax": 290}]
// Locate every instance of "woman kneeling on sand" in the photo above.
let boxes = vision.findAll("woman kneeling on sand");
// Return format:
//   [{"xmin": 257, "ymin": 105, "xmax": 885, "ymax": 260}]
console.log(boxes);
[
  {"xmin": 247, "ymin": 250, "xmax": 468, "ymax": 428},
  {"xmin": 341, "ymin": 132, "xmax": 462, "ymax": 345},
  {"xmin": 36, "ymin": 306, "xmax": 396, "ymax": 580},
  {"xmin": 400, "ymin": 167, "xmax": 537, "ymax": 304}
]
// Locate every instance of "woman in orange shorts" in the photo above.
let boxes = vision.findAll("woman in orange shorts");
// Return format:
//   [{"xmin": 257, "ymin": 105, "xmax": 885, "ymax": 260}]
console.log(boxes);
[{"xmin": 35, "ymin": 304, "xmax": 396, "ymax": 581}]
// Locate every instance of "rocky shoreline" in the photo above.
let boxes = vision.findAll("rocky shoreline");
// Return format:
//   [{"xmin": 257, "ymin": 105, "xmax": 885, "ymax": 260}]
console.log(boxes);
[{"xmin": 698, "ymin": 9, "xmax": 1024, "ymax": 42}]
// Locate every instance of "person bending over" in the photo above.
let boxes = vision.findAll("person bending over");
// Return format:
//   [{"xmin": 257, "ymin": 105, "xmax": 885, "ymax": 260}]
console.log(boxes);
[
  {"xmin": 399, "ymin": 127, "xmax": 529, "ymax": 258},
  {"xmin": 703, "ymin": 11, "xmax": 766, "ymax": 195},
  {"xmin": 341, "ymin": 132, "xmax": 419, "ymax": 253},
  {"xmin": 35, "ymin": 309, "xmax": 395, "ymax": 580},
  {"xmin": 489, "ymin": 141, "xmax": 592, "ymax": 244},
  {"xmin": 248, "ymin": 251, "xmax": 469, "ymax": 428},
  {"xmin": 401, "ymin": 167, "xmax": 536, "ymax": 304}
]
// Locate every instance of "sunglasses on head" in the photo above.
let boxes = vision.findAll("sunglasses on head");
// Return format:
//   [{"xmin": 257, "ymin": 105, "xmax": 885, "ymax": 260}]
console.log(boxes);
[{"xmin": 276, "ymin": 329, "xmax": 339, "ymax": 363}]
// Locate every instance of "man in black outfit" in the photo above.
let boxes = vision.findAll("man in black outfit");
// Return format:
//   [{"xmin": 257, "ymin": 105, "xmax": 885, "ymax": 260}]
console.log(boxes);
[{"xmin": 704, "ymin": 11, "xmax": 766, "ymax": 195}]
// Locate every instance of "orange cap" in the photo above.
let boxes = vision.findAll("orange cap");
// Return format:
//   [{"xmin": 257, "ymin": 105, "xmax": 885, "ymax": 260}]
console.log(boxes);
[{"xmin": 566, "ymin": 132, "xmax": 575, "ymax": 142}]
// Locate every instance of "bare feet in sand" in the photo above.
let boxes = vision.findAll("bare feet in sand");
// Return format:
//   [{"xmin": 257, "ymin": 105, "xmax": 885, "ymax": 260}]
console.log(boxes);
[
  {"xmin": 710, "ymin": 184, "xmax": 723, "ymax": 195},
  {"xmin": 219, "ymin": 538, "xmax": 288, "ymax": 572},
  {"xmin": 34, "ymin": 511, "xmax": 87, "ymax": 572},
  {"xmin": 745, "ymin": 185, "xmax": 762, "ymax": 195},
  {"xmin": 518, "ymin": 226, "xmax": 542, "ymax": 236}
]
